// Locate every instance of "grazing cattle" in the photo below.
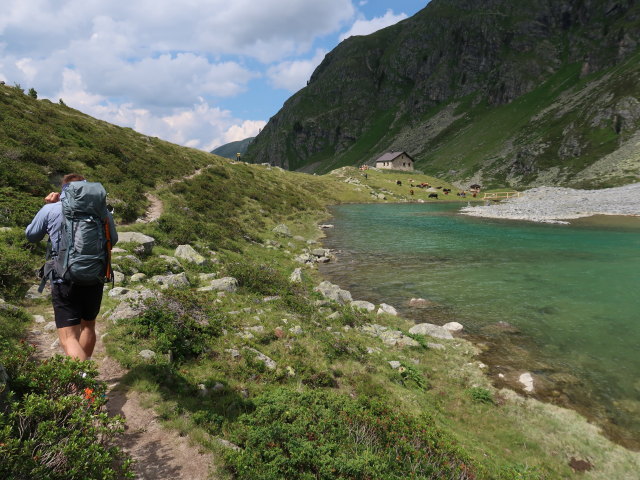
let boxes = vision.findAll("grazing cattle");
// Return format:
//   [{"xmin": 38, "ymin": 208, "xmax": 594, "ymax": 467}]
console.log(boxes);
[{"xmin": 428, "ymin": 193, "xmax": 438, "ymax": 199}]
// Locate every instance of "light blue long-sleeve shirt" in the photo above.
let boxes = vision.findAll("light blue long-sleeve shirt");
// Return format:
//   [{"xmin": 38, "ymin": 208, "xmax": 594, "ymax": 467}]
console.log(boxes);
[{"xmin": 25, "ymin": 198, "xmax": 118, "ymax": 253}]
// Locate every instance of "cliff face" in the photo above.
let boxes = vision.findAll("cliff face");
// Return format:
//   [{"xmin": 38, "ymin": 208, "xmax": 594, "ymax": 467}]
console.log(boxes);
[{"xmin": 246, "ymin": 0, "xmax": 640, "ymax": 188}]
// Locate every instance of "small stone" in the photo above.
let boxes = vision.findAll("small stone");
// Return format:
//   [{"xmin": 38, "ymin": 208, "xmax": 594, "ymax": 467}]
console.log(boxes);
[
  {"xmin": 44, "ymin": 321, "xmax": 57, "ymax": 333},
  {"xmin": 243, "ymin": 347, "xmax": 276, "ymax": 370},
  {"xmin": 289, "ymin": 268, "xmax": 303, "ymax": 283},
  {"xmin": 273, "ymin": 224, "xmax": 291, "ymax": 237},
  {"xmin": 225, "ymin": 349, "xmax": 241, "ymax": 359},
  {"xmin": 427, "ymin": 343, "xmax": 445, "ymax": 350},
  {"xmin": 139, "ymin": 349, "xmax": 156, "ymax": 360},
  {"xmin": 216, "ymin": 438, "xmax": 242, "ymax": 451},
  {"xmin": 33, "ymin": 315, "xmax": 46, "ymax": 324},
  {"xmin": 50, "ymin": 338, "xmax": 60, "ymax": 349},
  {"xmin": 197, "ymin": 384, "xmax": 208, "ymax": 396},
  {"xmin": 212, "ymin": 382, "xmax": 225, "ymax": 392},
  {"xmin": 113, "ymin": 271, "xmax": 126, "ymax": 284},
  {"xmin": 326, "ymin": 312, "xmax": 341, "ymax": 320},
  {"xmin": 388, "ymin": 361, "xmax": 402, "ymax": 369},
  {"xmin": 130, "ymin": 273, "xmax": 147, "ymax": 282},
  {"xmin": 289, "ymin": 325, "xmax": 303, "ymax": 335}
]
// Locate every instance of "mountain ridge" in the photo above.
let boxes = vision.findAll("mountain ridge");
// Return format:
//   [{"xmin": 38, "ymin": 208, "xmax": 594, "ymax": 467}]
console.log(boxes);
[{"xmin": 246, "ymin": 0, "xmax": 640, "ymax": 188}]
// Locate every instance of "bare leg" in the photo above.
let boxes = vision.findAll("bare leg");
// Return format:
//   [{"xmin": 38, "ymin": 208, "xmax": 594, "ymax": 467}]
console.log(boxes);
[
  {"xmin": 79, "ymin": 319, "xmax": 96, "ymax": 359},
  {"xmin": 57, "ymin": 325, "xmax": 88, "ymax": 360}
]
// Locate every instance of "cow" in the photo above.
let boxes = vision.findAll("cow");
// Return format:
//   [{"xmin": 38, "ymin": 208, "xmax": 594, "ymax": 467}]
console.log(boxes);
[{"xmin": 428, "ymin": 193, "xmax": 438, "ymax": 199}]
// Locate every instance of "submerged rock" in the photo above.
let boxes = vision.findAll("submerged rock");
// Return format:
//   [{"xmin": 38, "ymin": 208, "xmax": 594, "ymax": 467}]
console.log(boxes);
[{"xmin": 519, "ymin": 372, "xmax": 535, "ymax": 393}]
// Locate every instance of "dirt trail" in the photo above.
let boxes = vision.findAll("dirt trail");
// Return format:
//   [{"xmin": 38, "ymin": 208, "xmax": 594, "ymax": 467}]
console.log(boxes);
[
  {"xmin": 133, "ymin": 167, "xmax": 207, "ymax": 225},
  {"xmin": 27, "ymin": 320, "xmax": 216, "ymax": 479}
]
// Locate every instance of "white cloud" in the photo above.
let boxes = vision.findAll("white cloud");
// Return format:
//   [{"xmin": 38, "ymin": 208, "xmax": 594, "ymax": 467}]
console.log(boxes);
[
  {"xmin": 340, "ymin": 9, "xmax": 408, "ymax": 41},
  {"xmin": 0, "ymin": 0, "xmax": 357, "ymax": 150},
  {"xmin": 223, "ymin": 120, "xmax": 267, "ymax": 144},
  {"xmin": 55, "ymin": 69, "xmax": 263, "ymax": 151},
  {"xmin": 266, "ymin": 50, "xmax": 327, "ymax": 92}
]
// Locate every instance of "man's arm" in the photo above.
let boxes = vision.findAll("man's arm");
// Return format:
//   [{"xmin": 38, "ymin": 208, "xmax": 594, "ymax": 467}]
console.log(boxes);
[{"xmin": 25, "ymin": 205, "xmax": 51, "ymax": 243}]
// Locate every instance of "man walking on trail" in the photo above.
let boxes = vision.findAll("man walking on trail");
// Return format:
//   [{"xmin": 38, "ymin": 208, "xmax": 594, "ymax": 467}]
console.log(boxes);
[{"xmin": 26, "ymin": 174, "xmax": 118, "ymax": 361}]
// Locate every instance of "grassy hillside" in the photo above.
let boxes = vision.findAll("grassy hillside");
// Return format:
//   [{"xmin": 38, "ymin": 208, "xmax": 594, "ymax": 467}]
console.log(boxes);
[
  {"xmin": 1, "ymin": 88, "xmax": 639, "ymax": 479},
  {"xmin": 0, "ymin": 83, "xmax": 213, "ymax": 223}
]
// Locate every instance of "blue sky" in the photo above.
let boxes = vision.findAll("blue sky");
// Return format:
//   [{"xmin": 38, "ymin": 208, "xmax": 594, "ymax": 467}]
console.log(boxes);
[{"xmin": 1, "ymin": 1, "xmax": 427, "ymax": 151}]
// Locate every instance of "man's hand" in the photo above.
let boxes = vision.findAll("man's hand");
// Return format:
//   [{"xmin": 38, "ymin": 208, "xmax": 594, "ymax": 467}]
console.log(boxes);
[{"xmin": 44, "ymin": 192, "xmax": 60, "ymax": 204}]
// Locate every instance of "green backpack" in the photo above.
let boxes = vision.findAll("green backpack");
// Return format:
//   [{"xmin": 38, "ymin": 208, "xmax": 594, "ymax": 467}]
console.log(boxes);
[{"xmin": 53, "ymin": 181, "xmax": 114, "ymax": 286}]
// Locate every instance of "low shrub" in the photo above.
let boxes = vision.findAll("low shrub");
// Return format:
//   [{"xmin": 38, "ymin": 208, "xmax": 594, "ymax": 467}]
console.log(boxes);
[
  {"xmin": 225, "ymin": 388, "xmax": 476, "ymax": 480},
  {"xmin": 0, "ymin": 230, "xmax": 41, "ymax": 301},
  {"xmin": 117, "ymin": 290, "xmax": 222, "ymax": 363},
  {"xmin": 0, "ymin": 343, "xmax": 132, "ymax": 480},
  {"xmin": 468, "ymin": 387, "xmax": 494, "ymax": 405}
]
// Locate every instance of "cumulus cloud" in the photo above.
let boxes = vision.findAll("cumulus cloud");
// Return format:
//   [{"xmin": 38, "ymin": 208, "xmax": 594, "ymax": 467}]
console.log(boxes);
[
  {"xmin": 340, "ymin": 9, "xmax": 408, "ymax": 41},
  {"xmin": 266, "ymin": 49, "xmax": 327, "ymax": 92},
  {"xmin": 0, "ymin": 0, "xmax": 356, "ymax": 150}
]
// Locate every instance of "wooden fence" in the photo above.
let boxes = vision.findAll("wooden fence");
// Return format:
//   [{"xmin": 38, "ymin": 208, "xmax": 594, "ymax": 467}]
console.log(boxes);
[{"xmin": 482, "ymin": 191, "xmax": 522, "ymax": 200}]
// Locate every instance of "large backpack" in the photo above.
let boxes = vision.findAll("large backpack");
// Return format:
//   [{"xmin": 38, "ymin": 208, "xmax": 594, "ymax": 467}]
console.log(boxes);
[{"xmin": 52, "ymin": 181, "xmax": 113, "ymax": 287}]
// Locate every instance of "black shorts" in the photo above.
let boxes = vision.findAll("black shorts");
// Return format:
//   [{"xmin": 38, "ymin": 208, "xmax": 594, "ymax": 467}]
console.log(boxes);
[{"xmin": 52, "ymin": 282, "xmax": 104, "ymax": 328}]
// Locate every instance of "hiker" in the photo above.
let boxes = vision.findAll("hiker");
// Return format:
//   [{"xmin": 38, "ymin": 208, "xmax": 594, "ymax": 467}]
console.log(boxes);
[{"xmin": 26, "ymin": 174, "xmax": 118, "ymax": 361}]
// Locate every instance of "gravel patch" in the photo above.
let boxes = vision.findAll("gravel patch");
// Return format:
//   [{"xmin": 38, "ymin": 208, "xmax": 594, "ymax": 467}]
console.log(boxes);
[{"xmin": 459, "ymin": 184, "xmax": 640, "ymax": 224}]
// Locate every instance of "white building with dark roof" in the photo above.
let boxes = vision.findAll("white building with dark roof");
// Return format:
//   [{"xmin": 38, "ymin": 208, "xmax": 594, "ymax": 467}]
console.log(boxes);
[{"xmin": 375, "ymin": 151, "xmax": 415, "ymax": 171}]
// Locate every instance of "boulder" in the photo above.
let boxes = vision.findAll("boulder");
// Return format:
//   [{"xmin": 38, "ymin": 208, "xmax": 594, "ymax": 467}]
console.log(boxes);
[
  {"xmin": 314, "ymin": 281, "xmax": 352, "ymax": 305},
  {"xmin": 351, "ymin": 300, "xmax": 375, "ymax": 312},
  {"xmin": 130, "ymin": 273, "xmax": 147, "ymax": 282},
  {"xmin": 113, "ymin": 271, "xmax": 125, "ymax": 284},
  {"xmin": 443, "ymin": 322, "xmax": 464, "ymax": 332},
  {"xmin": 377, "ymin": 303, "xmax": 398, "ymax": 316},
  {"xmin": 311, "ymin": 248, "xmax": 329, "ymax": 257},
  {"xmin": 151, "ymin": 272, "xmax": 190, "ymax": 289},
  {"xmin": 118, "ymin": 232, "xmax": 155, "ymax": 255},
  {"xmin": 408, "ymin": 323, "xmax": 454, "ymax": 340},
  {"xmin": 174, "ymin": 245, "xmax": 207, "ymax": 265},
  {"xmin": 199, "ymin": 277, "xmax": 238, "ymax": 293},
  {"xmin": 273, "ymin": 224, "xmax": 291, "ymax": 237},
  {"xmin": 108, "ymin": 287, "xmax": 130, "ymax": 298}
]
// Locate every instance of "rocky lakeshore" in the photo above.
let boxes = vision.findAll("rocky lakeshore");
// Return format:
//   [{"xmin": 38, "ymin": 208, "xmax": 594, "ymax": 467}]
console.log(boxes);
[{"xmin": 460, "ymin": 183, "xmax": 640, "ymax": 223}]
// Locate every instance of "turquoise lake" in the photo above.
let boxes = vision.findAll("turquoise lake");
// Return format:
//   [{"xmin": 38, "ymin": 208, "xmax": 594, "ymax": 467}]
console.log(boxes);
[{"xmin": 319, "ymin": 203, "xmax": 640, "ymax": 447}]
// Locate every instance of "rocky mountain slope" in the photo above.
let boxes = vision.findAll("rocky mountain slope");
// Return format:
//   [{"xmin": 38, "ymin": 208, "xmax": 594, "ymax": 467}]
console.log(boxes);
[{"xmin": 246, "ymin": 0, "xmax": 640, "ymax": 188}]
